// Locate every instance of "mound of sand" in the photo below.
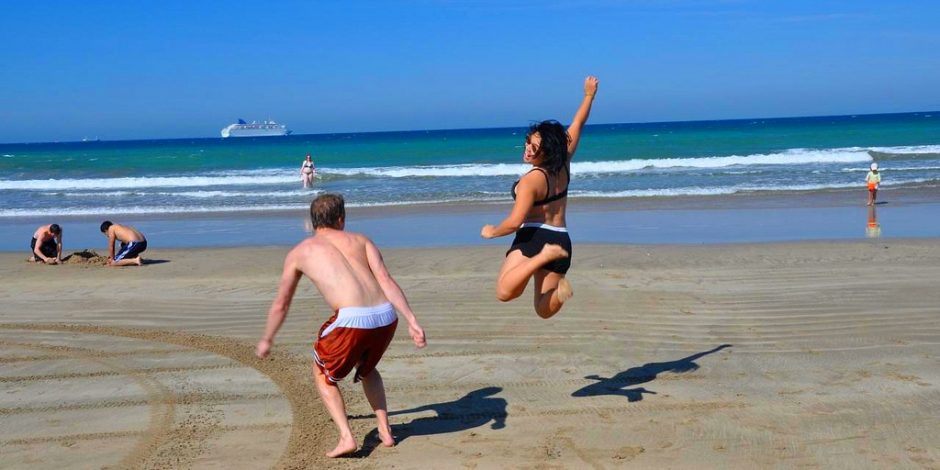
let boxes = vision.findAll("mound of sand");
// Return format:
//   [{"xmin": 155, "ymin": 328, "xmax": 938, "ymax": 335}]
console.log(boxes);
[{"xmin": 63, "ymin": 249, "xmax": 109, "ymax": 266}]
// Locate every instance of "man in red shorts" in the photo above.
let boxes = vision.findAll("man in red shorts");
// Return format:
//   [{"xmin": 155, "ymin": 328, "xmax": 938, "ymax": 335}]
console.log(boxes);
[{"xmin": 256, "ymin": 193, "xmax": 427, "ymax": 458}]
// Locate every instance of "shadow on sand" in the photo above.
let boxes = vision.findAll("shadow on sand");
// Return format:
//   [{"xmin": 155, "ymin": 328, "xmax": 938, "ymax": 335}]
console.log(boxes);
[
  {"xmin": 352, "ymin": 386, "xmax": 507, "ymax": 458},
  {"xmin": 572, "ymin": 344, "xmax": 732, "ymax": 402}
]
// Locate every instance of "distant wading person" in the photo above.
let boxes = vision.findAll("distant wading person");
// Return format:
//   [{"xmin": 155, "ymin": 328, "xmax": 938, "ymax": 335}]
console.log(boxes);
[
  {"xmin": 30, "ymin": 223, "xmax": 63, "ymax": 264},
  {"xmin": 256, "ymin": 193, "xmax": 427, "ymax": 458},
  {"xmin": 301, "ymin": 153, "xmax": 316, "ymax": 188},
  {"xmin": 100, "ymin": 221, "xmax": 147, "ymax": 266},
  {"xmin": 866, "ymin": 162, "xmax": 881, "ymax": 206},
  {"xmin": 481, "ymin": 76, "xmax": 598, "ymax": 319}
]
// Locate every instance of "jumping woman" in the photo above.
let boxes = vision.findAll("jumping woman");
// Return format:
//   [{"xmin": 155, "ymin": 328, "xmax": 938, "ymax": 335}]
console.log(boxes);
[{"xmin": 481, "ymin": 76, "xmax": 598, "ymax": 319}]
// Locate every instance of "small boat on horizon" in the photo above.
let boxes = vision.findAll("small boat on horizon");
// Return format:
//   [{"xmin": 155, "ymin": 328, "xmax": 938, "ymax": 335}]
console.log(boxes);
[{"xmin": 221, "ymin": 119, "xmax": 291, "ymax": 138}]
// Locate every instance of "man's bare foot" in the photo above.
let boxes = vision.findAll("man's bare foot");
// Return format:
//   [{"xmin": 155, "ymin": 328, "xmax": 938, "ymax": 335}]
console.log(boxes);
[
  {"xmin": 134, "ymin": 257, "xmax": 144, "ymax": 266},
  {"xmin": 555, "ymin": 277, "xmax": 574, "ymax": 304},
  {"xmin": 378, "ymin": 426, "xmax": 395, "ymax": 448},
  {"xmin": 539, "ymin": 243, "xmax": 569, "ymax": 262},
  {"xmin": 325, "ymin": 435, "xmax": 358, "ymax": 458}
]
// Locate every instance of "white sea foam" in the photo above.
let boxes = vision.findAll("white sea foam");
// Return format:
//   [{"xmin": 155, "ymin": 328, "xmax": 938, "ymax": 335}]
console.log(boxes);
[
  {"xmin": 0, "ymin": 205, "xmax": 305, "ymax": 217},
  {"xmin": 59, "ymin": 191, "xmax": 138, "ymax": 197},
  {"xmin": 868, "ymin": 145, "xmax": 940, "ymax": 154},
  {"xmin": 0, "ymin": 145, "xmax": 929, "ymax": 192},
  {"xmin": 570, "ymin": 187, "xmax": 740, "ymax": 198},
  {"xmin": 328, "ymin": 163, "xmax": 529, "ymax": 178},
  {"xmin": 51, "ymin": 189, "xmax": 319, "ymax": 199},
  {"xmin": 319, "ymin": 148, "xmax": 875, "ymax": 179},
  {"xmin": 569, "ymin": 178, "xmax": 935, "ymax": 198},
  {"xmin": 0, "ymin": 197, "xmax": 506, "ymax": 217},
  {"xmin": 168, "ymin": 189, "xmax": 321, "ymax": 198},
  {"xmin": 0, "ymin": 173, "xmax": 299, "ymax": 191},
  {"xmin": 6, "ymin": 178, "xmax": 937, "ymax": 218},
  {"xmin": 842, "ymin": 166, "xmax": 940, "ymax": 172}
]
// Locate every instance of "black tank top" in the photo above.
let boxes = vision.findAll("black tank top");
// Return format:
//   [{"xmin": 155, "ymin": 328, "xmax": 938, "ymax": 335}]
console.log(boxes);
[{"xmin": 511, "ymin": 166, "xmax": 569, "ymax": 207}]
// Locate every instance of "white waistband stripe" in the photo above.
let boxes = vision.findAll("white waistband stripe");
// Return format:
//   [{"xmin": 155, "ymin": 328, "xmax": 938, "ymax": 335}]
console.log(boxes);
[
  {"xmin": 520, "ymin": 222, "xmax": 568, "ymax": 232},
  {"xmin": 320, "ymin": 302, "xmax": 397, "ymax": 338}
]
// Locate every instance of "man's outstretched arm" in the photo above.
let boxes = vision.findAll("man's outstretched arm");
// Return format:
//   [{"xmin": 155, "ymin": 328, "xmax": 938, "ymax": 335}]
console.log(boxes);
[
  {"xmin": 257, "ymin": 250, "xmax": 303, "ymax": 358},
  {"xmin": 365, "ymin": 239, "xmax": 427, "ymax": 348}
]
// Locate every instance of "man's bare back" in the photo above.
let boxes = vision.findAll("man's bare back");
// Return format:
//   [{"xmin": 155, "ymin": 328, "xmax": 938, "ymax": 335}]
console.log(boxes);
[
  {"xmin": 31, "ymin": 223, "xmax": 62, "ymax": 264},
  {"xmin": 290, "ymin": 229, "xmax": 388, "ymax": 311},
  {"xmin": 33, "ymin": 224, "xmax": 58, "ymax": 243},
  {"xmin": 109, "ymin": 224, "xmax": 146, "ymax": 244},
  {"xmin": 257, "ymin": 193, "xmax": 426, "ymax": 458},
  {"xmin": 100, "ymin": 221, "xmax": 148, "ymax": 267}
]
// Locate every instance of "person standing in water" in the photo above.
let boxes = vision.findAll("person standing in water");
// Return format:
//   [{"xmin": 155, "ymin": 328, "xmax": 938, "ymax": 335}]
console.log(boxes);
[
  {"xmin": 866, "ymin": 162, "xmax": 881, "ymax": 206},
  {"xmin": 301, "ymin": 153, "xmax": 316, "ymax": 188},
  {"xmin": 480, "ymin": 76, "xmax": 598, "ymax": 319}
]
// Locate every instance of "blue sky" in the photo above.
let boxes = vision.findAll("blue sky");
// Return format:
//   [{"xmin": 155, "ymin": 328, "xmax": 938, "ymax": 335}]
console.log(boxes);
[{"xmin": 1, "ymin": 0, "xmax": 939, "ymax": 143}]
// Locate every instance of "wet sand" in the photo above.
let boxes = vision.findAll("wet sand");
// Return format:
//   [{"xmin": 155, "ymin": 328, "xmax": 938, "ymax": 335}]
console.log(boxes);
[
  {"xmin": 3, "ymin": 185, "xmax": 940, "ymax": 251},
  {"xmin": 2, "ymin": 241, "xmax": 940, "ymax": 468}
]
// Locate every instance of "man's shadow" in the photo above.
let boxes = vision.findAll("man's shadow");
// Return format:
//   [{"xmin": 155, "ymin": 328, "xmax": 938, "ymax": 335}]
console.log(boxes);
[
  {"xmin": 572, "ymin": 344, "xmax": 732, "ymax": 402},
  {"xmin": 354, "ymin": 386, "xmax": 507, "ymax": 457}
]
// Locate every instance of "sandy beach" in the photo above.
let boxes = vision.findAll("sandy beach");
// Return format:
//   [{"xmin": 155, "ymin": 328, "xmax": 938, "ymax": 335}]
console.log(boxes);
[{"xmin": 2, "ymin": 240, "xmax": 939, "ymax": 469}]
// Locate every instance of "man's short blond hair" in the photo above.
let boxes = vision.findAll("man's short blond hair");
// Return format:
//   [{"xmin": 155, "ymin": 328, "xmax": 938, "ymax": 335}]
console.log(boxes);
[{"xmin": 310, "ymin": 193, "xmax": 345, "ymax": 229}]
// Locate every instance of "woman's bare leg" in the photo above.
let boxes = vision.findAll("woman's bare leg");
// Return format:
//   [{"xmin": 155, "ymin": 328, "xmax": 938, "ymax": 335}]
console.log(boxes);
[
  {"xmin": 533, "ymin": 270, "xmax": 573, "ymax": 319},
  {"xmin": 496, "ymin": 244, "xmax": 568, "ymax": 302}
]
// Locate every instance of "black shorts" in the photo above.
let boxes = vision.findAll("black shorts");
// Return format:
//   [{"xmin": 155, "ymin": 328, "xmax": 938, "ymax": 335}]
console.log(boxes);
[
  {"xmin": 30, "ymin": 237, "xmax": 57, "ymax": 261},
  {"xmin": 506, "ymin": 225, "xmax": 572, "ymax": 274},
  {"xmin": 115, "ymin": 240, "xmax": 147, "ymax": 261}
]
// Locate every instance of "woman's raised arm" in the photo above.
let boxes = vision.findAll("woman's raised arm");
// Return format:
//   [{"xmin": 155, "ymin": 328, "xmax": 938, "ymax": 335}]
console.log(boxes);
[{"xmin": 567, "ymin": 76, "xmax": 599, "ymax": 160}]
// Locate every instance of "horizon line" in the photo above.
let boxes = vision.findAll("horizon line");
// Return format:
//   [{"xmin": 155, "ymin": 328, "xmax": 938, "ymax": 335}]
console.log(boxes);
[{"xmin": 1, "ymin": 109, "xmax": 937, "ymax": 146}]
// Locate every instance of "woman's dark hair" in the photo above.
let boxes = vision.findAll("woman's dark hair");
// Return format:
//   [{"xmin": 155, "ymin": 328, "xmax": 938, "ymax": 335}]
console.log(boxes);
[
  {"xmin": 528, "ymin": 120, "xmax": 569, "ymax": 175},
  {"xmin": 50, "ymin": 224, "xmax": 61, "ymax": 234},
  {"xmin": 310, "ymin": 193, "xmax": 345, "ymax": 229},
  {"xmin": 100, "ymin": 221, "xmax": 113, "ymax": 233}
]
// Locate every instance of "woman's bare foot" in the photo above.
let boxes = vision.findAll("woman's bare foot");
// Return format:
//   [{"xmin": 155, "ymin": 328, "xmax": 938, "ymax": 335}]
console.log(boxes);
[
  {"xmin": 378, "ymin": 425, "xmax": 395, "ymax": 448},
  {"xmin": 325, "ymin": 435, "xmax": 358, "ymax": 458},
  {"xmin": 555, "ymin": 277, "xmax": 574, "ymax": 304},
  {"xmin": 539, "ymin": 243, "xmax": 569, "ymax": 262}
]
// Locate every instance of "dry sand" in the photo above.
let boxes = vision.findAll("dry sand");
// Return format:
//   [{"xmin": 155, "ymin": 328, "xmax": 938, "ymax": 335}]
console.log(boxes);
[{"xmin": 1, "ymin": 241, "xmax": 939, "ymax": 469}]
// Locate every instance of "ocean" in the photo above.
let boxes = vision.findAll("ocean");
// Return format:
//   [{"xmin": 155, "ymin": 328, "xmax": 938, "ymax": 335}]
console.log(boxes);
[{"xmin": 2, "ymin": 112, "xmax": 940, "ymax": 219}]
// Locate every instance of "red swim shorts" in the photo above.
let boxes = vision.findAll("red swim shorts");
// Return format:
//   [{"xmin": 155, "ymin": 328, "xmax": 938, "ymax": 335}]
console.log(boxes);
[{"xmin": 313, "ymin": 303, "xmax": 398, "ymax": 384}]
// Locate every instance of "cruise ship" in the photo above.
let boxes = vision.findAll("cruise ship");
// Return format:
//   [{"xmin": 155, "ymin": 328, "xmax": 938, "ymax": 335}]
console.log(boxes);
[{"xmin": 220, "ymin": 119, "xmax": 291, "ymax": 138}]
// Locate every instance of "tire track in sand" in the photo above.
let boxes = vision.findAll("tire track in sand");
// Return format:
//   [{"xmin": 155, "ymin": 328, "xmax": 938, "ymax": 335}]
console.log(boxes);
[
  {"xmin": 0, "ymin": 323, "xmax": 331, "ymax": 470},
  {"xmin": 3, "ymin": 339, "xmax": 178, "ymax": 469}
]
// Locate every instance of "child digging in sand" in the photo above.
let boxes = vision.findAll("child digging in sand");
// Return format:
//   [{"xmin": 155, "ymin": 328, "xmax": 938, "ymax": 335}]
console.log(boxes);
[{"xmin": 256, "ymin": 193, "xmax": 427, "ymax": 458}]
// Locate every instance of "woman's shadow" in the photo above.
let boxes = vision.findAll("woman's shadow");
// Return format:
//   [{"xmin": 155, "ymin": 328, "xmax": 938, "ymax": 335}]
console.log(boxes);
[
  {"xmin": 354, "ymin": 386, "xmax": 507, "ymax": 457},
  {"xmin": 572, "ymin": 344, "xmax": 732, "ymax": 402}
]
